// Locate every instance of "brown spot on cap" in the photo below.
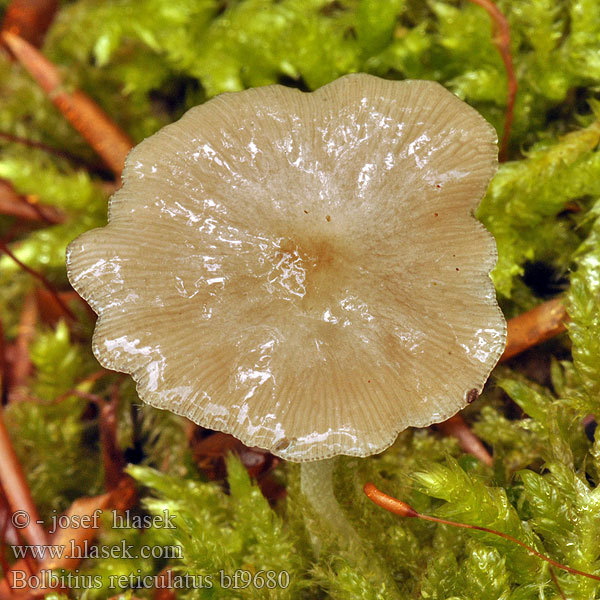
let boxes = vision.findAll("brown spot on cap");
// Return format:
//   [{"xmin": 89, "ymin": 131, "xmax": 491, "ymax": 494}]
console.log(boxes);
[
  {"xmin": 272, "ymin": 438, "xmax": 291, "ymax": 452},
  {"xmin": 466, "ymin": 388, "xmax": 479, "ymax": 404}
]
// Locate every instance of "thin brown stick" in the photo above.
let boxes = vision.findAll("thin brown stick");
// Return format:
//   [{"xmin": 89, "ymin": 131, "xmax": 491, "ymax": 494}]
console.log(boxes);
[
  {"xmin": 0, "ymin": 408, "xmax": 49, "ymax": 548},
  {"xmin": 41, "ymin": 491, "xmax": 112, "ymax": 571},
  {"xmin": 0, "ymin": 475, "xmax": 137, "ymax": 596},
  {"xmin": 7, "ymin": 292, "xmax": 37, "ymax": 403},
  {"xmin": 1, "ymin": 0, "xmax": 59, "ymax": 49},
  {"xmin": 435, "ymin": 414, "xmax": 493, "ymax": 466},
  {"xmin": 51, "ymin": 370, "xmax": 109, "ymax": 404},
  {"xmin": 55, "ymin": 389, "xmax": 102, "ymax": 405},
  {"xmin": 35, "ymin": 288, "xmax": 82, "ymax": 326},
  {"xmin": 549, "ymin": 566, "xmax": 567, "ymax": 600},
  {"xmin": 0, "ymin": 505, "xmax": 12, "ymax": 579},
  {"xmin": 0, "ymin": 484, "xmax": 20, "ymax": 546},
  {"xmin": 0, "ymin": 316, "xmax": 7, "ymax": 405},
  {"xmin": 100, "ymin": 385, "xmax": 125, "ymax": 490},
  {"xmin": 501, "ymin": 297, "xmax": 567, "ymax": 362},
  {"xmin": 1, "ymin": 31, "xmax": 134, "ymax": 177},
  {"xmin": 2, "ymin": 488, "xmax": 125, "ymax": 597},
  {"xmin": 0, "ymin": 131, "xmax": 105, "ymax": 174},
  {"xmin": 0, "ymin": 241, "xmax": 76, "ymax": 321},
  {"xmin": 364, "ymin": 482, "xmax": 600, "ymax": 581},
  {"xmin": 50, "ymin": 384, "xmax": 125, "ymax": 489},
  {"xmin": 467, "ymin": 0, "xmax": 517, "ymax": 161},
  {"xmin": 0, "ymin": 487, "xmax": 20, "ymax": 586},
  {"xmin": 0, "ymin": 558, "xmax": 35, "ymax": 598},
  {"xmin": 0, "ymin": 180, "xmax": 64, "ymax": 224},
  {"xmin": 154, "ymin": 568, "xmax": 177, "ymax": 600}
]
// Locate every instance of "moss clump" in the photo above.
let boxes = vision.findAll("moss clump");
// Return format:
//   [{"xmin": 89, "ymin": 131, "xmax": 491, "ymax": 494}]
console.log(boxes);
[{"xmin": 2, "ymin": 1, "xmax": 600, "ymax": 598}]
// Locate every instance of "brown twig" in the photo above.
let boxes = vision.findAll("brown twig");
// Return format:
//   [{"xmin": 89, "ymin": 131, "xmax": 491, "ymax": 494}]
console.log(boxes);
[
  {"xmin": 2, "ymin": 31, "xmax": 134, "ymax": 177},
  {"xmin": 0, "ymin": 240, "xmax": 76, "ymax": 321},
  {"xmin": 34, "ymin": 288, "xmax": 81, "ymax": 326},
  {"xmin": 41, "ymin": 491, "xmax": 112, "ymax": 572},
  {"xmin": 0, "ymin": 477, "xmax": 137, "ymax": 598},
  {"xmin": 51, "ymin": 384, "xmax": 125, "ymax": 489},
  {"xmin": 100, "ymin": 385, "xmax": 125, "ymax": 490},
  {"xmin": 549, "ymin": 566, "xmax": 567, "ymax": 600},
  {"xmin": 154, "ymin": 568, "xmax": 176, "ymax": 600},
  {"xmin": 364, "ymin": 482, "xmax": 600, "ymax": 581},
  {"xmin": 51, "ymin": 370, "xmax": 109, "ymax": 404},
  {"xmin": 0, "ymin": 558, "xmax": 36, "ymax": 598},
  {"xmin": 0, "ymin": 493, "xmax": 13, "ymax": 580},
  {"xmin": 188, "ymin": 427, "xmax": 285, "ymax": 502},
  {"xmin": 54, "ymin": 389, "xmax": 102, "ymax": 405},
  {"xmin": 0, "ymin": 317, "xmax": 7, "ymax": 405},
  {"xmin": 501, "ymin": 297, "xmax": 567, "ymax": 363},
  {"xmin": 467, "ymin": 0, "xmax": 517, "ymax": 161},
  {"xmin": 0, "ymin": 485, "xmax": 20, "ymax": 547},
  {"xmin": 7, "ymin": 292, "xmax": 37, "ymax": 403},
  {"xmin": 0, "ymin": 407, "xmax": 49, "ymax": 548},
  {"xmin": 0, "ymin": 179, "xmax": 64, "ymax": 224},
  {"xmin": 0, "ymin": 131, "xmax": 106, "ymax": 174},
  {"xmin": 1, "ymin": 0, "xmax": 59, "ymax": 49},
  {"xmin": 435, "ymin": 414, "xmax": 493, "ymax": 466}
]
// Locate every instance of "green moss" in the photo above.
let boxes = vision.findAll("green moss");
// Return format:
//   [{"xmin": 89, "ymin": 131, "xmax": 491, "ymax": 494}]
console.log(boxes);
[
  {"xmin": 125, "ymin": 456, "xmax": 308, "ymax": 599},
  {"xmin": 4, "ymin": 394, "xmax": 102, "ymax": 518},
  {"xmin": 477, "ymin": 117, "xmax": 600, "ymax": 299},
  {"xmin": 2, "ymin": 0, "xmax": 600, "ymax": 597},
  {"xmin": 565, "ymin": 198, "xmax": 600, "ymax": 411}
]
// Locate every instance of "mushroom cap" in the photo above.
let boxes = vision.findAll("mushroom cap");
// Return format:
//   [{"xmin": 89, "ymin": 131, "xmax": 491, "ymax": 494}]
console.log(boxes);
[{"xmin": 67, "ymin": 74, "xmax": 506, "ymax": 462}]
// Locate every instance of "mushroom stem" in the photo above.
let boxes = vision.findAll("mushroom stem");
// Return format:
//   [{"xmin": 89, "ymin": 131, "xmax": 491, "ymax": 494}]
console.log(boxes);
[
  {"xmin": 301, "ymin": 459, "xmax": 403, "ymax": 598},
  {"xmin": 300, "ymin": 458, "xmax": 359, "ymax": 546}
]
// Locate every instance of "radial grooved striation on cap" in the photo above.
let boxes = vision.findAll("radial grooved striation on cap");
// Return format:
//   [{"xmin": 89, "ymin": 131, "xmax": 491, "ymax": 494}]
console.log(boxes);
[{"xmin": 66, "ymin": 73, "xmax": 506, "ymax": 462}]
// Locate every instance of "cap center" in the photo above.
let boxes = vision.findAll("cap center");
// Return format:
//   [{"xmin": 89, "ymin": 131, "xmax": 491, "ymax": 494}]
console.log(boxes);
[{"xmin": 266, "ymin": 236, "xmax": 339, "ymax": 309}]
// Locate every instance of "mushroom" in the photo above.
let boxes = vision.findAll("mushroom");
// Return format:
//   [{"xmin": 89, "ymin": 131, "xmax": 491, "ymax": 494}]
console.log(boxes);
[{"xmin": 66, "ymin": 73, "xmax": 505, "ymax": 546}]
